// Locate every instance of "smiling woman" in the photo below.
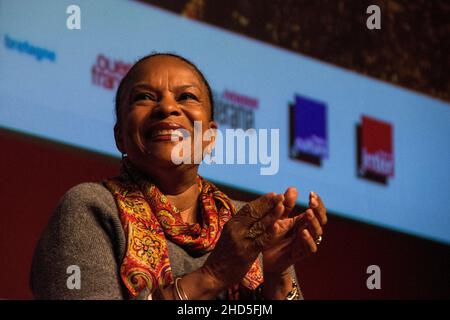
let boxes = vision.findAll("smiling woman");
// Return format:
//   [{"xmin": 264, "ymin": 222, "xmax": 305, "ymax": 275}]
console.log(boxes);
[{"xmin": 30, "ymin": 52, "xmax": 327, "ymax": 300}]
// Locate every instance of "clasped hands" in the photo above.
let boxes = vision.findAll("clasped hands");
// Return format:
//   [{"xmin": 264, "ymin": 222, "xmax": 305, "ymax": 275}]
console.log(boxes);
[{"xmin": 203, "ymin": 187, "xmax": 327, "ymax": 290}]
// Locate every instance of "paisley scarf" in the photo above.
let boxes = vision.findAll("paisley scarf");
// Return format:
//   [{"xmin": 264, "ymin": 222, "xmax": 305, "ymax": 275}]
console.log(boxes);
[{"xmin": 103, "ymin": 157, "xmax": 263, "ymax": 298}]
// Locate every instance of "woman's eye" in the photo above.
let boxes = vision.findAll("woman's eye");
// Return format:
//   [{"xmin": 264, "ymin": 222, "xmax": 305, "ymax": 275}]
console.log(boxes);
[
  {"xmin": 133, "ymin": 93, "xmax": 156, "ymax": 102},
  {"xmin": 178, "ymin": 92, "xmax": 198, "ymax": 101}
]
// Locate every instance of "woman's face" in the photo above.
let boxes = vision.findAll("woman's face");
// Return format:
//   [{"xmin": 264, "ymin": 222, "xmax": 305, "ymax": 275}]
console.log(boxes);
[{"xmin": 115, "ymin": 56, "xmax": 217, "ymax": 175}]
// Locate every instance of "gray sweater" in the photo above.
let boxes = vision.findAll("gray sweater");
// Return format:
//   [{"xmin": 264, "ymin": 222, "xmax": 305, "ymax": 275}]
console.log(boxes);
[{"xmin": 30, "ymin": 182, "xmax": 299, "ymax": 300}]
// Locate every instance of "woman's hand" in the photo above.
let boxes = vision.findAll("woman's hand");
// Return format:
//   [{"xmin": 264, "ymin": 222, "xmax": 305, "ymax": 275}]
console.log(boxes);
[
  {"xmin": 167, "ymin": 190, "xmax": 326, "ymax": 300},
  {"xmin": 262, "ymin": 188, "xmax": 327, "ymax": 276},
  {"xmin": 201, "ymin": 192, "xmax": 286, "ymax": 290}
]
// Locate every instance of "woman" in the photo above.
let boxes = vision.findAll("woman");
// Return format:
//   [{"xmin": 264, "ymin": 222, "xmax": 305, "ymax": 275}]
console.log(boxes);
[{"xmin": 30, "ymin": 53, "xmax": 327, "ymax": 300}]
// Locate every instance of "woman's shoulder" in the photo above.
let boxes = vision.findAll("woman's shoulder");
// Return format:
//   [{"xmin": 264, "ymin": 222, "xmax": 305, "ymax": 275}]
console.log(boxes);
[
  {"xmin": 55, "ymin": 182, "xmax": 117, "ymax": 214},
  {"xmin": 50, "ymin": 182, "xmax": 123, "ymax": 238},
  {"xmin": 61, "ymin": 181, "xmax": 113, "ymax": 202},
  {"xmin": 35, "ymin": 181, "xmax": 126, "ymax": 263},
  {"xmin": 31, "ymin": 182, "xmax": 126, "ymax": 299}
]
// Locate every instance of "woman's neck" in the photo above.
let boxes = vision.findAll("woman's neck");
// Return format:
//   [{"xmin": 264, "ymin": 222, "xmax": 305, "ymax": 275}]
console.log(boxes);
[
  {"xmin": 146, "ymin": 164, "xmax": 200, "ymax": 213},
  {"xmin": 166, "ymin": 183, "xmax": 199, "ymax": 213}
]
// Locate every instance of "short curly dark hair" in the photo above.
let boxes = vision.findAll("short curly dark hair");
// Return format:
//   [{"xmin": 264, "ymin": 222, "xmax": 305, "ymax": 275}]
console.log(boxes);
[{"xmin": 114, "ymin": 52, "xmax": 214, "ymax": 125}]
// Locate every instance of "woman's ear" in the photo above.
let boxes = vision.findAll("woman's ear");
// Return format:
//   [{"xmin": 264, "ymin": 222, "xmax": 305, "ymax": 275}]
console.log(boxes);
[{"xmin": 114, "ymin": 123, "xmax": 126, "ymax": 154}]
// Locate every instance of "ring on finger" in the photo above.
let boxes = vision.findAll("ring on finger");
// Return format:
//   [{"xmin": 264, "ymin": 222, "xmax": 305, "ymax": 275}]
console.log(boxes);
[{"xmin": 315, "ymin": 235, "xmax": 323, "ymax": 245}]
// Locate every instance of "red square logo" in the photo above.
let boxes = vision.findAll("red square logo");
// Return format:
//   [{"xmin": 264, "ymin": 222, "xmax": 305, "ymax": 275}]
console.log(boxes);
[{"xmin": 360, "ymin": 116, "xmax": 394, "ymax": 177}]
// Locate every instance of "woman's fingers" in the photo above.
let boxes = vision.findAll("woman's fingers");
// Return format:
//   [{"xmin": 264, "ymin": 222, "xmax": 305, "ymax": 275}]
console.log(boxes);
[
  {"xmin": 264, "ymin": 213, "xmax": 304, "ymax": 248},
  {"xmin": 301, "ymin": 229, "xmax": 318, "ymax": 254},
  {"xmin": 236, "ymin": 193, "xmax": 284, "ymax": 227},
  {"xmin": 283, "ymin": 187, "xmax": 298, "ymax": 218},
  {"xmin": 305, "ymin": 208, "xmax": 323, "ymax": 240},
  {"xmin": 309, "ymin": 191, "xmax": 327, "ymax": 225},
  {"xmin": 246, "ymin": 201, "xmax": 285, "ymax": 241},
  {"xmin": 250, "ymin": 203, "xmax": 291, "ymax": 250},
  {"xmin": 290, "ymin": 228, "xmax": 317, "ymax": 262},
  {"xmin": 236, "ymin": 190, "xmax": 326, "ymax": 256}
]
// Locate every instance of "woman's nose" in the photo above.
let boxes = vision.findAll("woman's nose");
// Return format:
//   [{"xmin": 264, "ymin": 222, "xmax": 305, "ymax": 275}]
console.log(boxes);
[{"xmin": 151, "ymin": 96, "xmax": 181, "ymax": 119}]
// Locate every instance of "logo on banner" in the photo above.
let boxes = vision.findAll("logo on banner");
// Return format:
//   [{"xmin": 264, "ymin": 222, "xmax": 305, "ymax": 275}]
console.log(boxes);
[
  {"xmin": 213, "ymin": 90, "xmax": 257, "ymax": 130},
  {"xmin": 289, "ymin": 94, "xmax": 328, "ymax": 166},
  {"xmin": 4, "ymin": 34, "xmax": 56, "ymax": 62},
  {"xmin": 91, "ymin": 54, "xmax": 132, "ymax": 90},
  {"xmin": 357, "ymin": 115, "xmax": 394, "ymax": 184}
]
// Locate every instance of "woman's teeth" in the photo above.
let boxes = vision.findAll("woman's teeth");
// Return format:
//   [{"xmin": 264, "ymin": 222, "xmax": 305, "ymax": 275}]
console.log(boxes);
[{"xmin": 150, "ymin": 129, "xmax": 184, "ymax": 138}]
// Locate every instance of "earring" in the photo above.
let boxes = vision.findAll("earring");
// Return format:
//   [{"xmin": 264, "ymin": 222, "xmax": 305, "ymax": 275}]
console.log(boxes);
[
  {"xmin": 207, "ymin": 147, "xmax": 216, "ymax": 164},
  {"xmin": 121, "ymin": 153, "xmax": 128, "ymax": 160}
]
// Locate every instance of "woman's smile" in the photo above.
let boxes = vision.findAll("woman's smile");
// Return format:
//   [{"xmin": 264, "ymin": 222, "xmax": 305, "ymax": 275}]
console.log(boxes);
[
  {"xmin": 145, "ymin": 121, "xmax": 187, "ymax": 142},
  {"xmin": 150, "ymin": 130, "xmax": 184, "ymax": 141}
]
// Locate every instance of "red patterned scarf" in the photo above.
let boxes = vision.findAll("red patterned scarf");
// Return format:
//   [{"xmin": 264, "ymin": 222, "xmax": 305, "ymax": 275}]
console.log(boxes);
[{"xmin": 103, "ymin": 158, "xmax": 263, "ymax": 298}]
